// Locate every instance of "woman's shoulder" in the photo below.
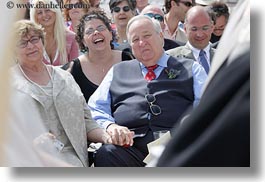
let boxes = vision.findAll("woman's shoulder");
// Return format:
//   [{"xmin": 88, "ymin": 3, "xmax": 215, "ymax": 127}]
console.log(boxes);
[{"xmin": 61, "ymin": 57, "xmax": 80, "ymax": 72}]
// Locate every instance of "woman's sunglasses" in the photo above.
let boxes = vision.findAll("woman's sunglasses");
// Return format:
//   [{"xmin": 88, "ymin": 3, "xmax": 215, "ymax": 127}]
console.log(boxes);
[{"xmin": 112, "ymin": 6, "xmax": 130, "ymax": 13}]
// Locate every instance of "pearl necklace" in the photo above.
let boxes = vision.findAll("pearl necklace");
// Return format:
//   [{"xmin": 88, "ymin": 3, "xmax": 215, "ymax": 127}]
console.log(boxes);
[{"xmin": 18, "ymin": 64, "xmax": 53, "ymax": 97}]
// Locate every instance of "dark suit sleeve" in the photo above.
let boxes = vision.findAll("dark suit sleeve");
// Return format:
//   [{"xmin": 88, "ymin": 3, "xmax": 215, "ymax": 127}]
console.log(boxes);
[{"xmin": 156, "ymin": 50, "xmax": 250, "ymax": 167}]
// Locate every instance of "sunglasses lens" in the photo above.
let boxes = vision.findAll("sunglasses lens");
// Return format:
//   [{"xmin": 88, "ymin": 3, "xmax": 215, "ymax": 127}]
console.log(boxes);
[
  {"xmin": 150, "ymin": 105, "xmax": 161, "ymax": 115},
  {"xmin": 113, "ymin": 6, "xmax": 130, "ymax": 13},
  {"xmin": 144, "ymin": 13, "xmax": 164, "ymax": 22},
  {"xmin": 146, "ymin": 94, "xmax": 155, "ymax": 103},
  {"xmin": 113, "ymin": 7, "xmax": 120, "ymax": 12},
  {"xmin": 123, "ymin": 6, "xmax": 130, "ymax": 12},
  {"xmin": 154, "ymin": 15, "xmax": 164, "ymax": 22}
]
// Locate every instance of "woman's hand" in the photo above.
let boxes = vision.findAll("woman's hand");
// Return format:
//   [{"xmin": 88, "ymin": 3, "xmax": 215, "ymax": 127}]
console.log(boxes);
[{"xmin": 106, "ymin": 124, "xmax": 134, "ymax": 147}]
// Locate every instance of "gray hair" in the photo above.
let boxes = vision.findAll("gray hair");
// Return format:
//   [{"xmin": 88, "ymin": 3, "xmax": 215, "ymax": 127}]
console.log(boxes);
[{"xmin": 126, "ymin": 15, "xmax": 162, "ymax": 44}]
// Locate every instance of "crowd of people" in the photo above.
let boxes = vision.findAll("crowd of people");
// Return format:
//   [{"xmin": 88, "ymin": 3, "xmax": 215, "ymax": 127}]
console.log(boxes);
[{"xmin": 0, "ymin": 0, "xmax": 249, "ymax": 167}]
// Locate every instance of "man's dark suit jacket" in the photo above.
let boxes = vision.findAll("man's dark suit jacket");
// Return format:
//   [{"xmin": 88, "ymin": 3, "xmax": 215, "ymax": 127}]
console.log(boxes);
[
  {"xmin": 156, "ymin": 49, "xmax": 250, "ymax": 167},
  {"xmin": 166, "ymin": 44, "xmax": 216, "ymax": 65},
  {"xmin": 163, "ymin": 38, "xmax": 184, "ymax": 51}
]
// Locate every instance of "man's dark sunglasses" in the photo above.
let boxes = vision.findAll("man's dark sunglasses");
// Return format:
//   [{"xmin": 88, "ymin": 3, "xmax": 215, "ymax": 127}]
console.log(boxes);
[
  {"xmin": 179, "ymin": 1, "xmax": 193, "ymax": 7},
  {"xmin": 144, "ymin": 13, "xmax": 164, "ymax": 22},
  {"xmin": 112, "ymin": 6, "xmax": 130, "ymax": 13},
  {"xmin": 145, "ymin": 94, "xmax": 162, "ymax": 116},
  {"xmin": 211, "ymin": 6, "xmax": 229, "ymax": 14}
]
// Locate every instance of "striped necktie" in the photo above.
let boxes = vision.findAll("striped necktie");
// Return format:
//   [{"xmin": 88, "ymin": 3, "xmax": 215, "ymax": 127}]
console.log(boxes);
[{"xmin": 199, "ymin": 50, "xmax": 209, "ymax": 74}]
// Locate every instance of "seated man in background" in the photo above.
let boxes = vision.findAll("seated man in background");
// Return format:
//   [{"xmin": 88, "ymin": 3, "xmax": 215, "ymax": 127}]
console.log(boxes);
[
  {"xmin": 141, "ymin": 4, "xmax": 184, "ymax": 51},
  {"xmin": 88, "ymin": 15, "xmax": 207, "ymax": 167},
  {"xmin": 167, "ymin": 5, "xmax": 216, "ymax": 75}
]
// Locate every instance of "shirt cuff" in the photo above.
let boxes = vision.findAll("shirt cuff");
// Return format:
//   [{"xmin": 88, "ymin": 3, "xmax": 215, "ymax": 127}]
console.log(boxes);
[{"xmin": 97, "ymin": 119, "xmax": 115, "ymax": 130}]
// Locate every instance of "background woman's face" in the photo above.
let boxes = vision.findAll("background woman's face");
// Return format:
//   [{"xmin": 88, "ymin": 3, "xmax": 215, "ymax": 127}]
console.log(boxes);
[
  {"xmin": 35, "ymin": 5, "xmax": 56, "ymax": 28},
  {"xmin": 112, "ymin": 1, "xmax": 134, "ymax": 28},
  {"xmin": 68, "ymin": 0, "xmax": 86, "ymax": 21}
]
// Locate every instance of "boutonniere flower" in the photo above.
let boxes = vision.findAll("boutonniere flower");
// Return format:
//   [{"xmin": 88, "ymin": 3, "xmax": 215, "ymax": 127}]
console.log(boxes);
[{"xmin": 165, "ymin": 68, "xmax": 181, "ymax": 79}]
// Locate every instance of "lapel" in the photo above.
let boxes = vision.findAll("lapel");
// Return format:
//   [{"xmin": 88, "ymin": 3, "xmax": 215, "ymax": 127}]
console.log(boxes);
[
  {"xmin": 51, "ymin": 67, "xmax": 66, "ymax": 97},
  {"xmin": 209, "ymin": 48, "xmax": 216, "ymax": 63},
  {"xmin": 181, "ymin": 44, "xmax": 195, "ymax": 60},
  {"xmin": 51, "ymin": 68, "xmax": 88, "ymax": 166},
  {"xmin": 166, "ymin": 44, "xmax": 194, "ymax": 61}
]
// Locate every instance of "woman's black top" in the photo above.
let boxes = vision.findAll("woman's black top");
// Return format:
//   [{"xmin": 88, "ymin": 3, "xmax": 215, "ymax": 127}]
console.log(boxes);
[{"xmin": 62, "ymin": 50, "xmax": 134, "ymax": 102}]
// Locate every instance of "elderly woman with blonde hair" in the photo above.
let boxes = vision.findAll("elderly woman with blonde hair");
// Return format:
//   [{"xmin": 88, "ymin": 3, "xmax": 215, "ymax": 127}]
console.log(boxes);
[
  {"xmin": 30, "ymin": 0, "xmax": 79, "ymax": 66},
  {"xmin": 10, "ymin": 19, "xmax": 116, "ymax": 167}
]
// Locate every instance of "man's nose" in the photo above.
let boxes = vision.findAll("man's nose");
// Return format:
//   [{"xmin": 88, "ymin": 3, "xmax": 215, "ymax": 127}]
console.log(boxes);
[
  {"xmin": 139, "ymin": 39, "xmax": 146, "ymax": 46},
  {"xmin": 195, "ymin": 30, "xmax": 204, "ymax": 37}
]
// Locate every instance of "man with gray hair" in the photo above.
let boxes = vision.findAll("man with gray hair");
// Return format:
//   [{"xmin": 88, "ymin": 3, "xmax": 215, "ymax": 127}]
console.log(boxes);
[{"xmin": 88, "ymin": 15, "xmax": 207, "ymax": 167}]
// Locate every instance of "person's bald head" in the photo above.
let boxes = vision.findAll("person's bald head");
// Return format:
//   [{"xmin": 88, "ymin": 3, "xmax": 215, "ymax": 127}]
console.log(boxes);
[
  {"xmin": 185, "ymin": 5, "xmax": 212, "ymax": 24},
  {"xmin": 141, "ymin": 4, "xmax": 164, "ymax": 16},
  {"xmin": 184, "ymin": 5, "xmax": 214, "ymax": 50},
  {"xmin": 140, "ymin": 4, "xmax": 165, "ymax": 31}
]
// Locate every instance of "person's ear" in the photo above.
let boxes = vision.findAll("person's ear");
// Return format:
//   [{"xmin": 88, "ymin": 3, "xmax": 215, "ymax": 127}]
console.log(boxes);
[
  {"xmin": 171, "ymin": 0, "xmax": 177, "ymax": 7},
  {"xmin": 159, "ymin": 31, "xmax": 164, "ymax": 40},
  {"xmin": 159, "ymin": 32, "xmax": 164, "ymax": 47},
  {"xmin": 184, "ymin": 23, "xmax": 188, "ymax": 34}
]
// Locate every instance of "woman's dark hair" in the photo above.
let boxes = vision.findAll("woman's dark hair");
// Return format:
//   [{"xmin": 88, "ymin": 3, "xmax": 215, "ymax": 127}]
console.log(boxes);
[
  {"xmin": 205, "ymin": 2, "xmax": 230, "ymax": 25},
  {"xmin": 210, "ymin": 2, "xmax": 229, "ymax": 19},
  {"xmin": 109, "ymin": 0, "xmax": 136, "ymax": 12},
  {"xmin": 76, "ymin": 10, "xmax": 116, "ymax": 53}
]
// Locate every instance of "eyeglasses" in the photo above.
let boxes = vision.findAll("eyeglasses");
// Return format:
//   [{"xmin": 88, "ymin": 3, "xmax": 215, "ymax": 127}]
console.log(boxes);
[
  {"xmin": 144, "ymin": 13, "xmax": 164, "ymax": 22},
  {"xmin": 189, "ymin": 25, "xmax": 212, "ymax": 32},
  {"xmin": 145, "ymin": 94, "xmax": 162, "ymax": 116},
  {"xmin": 112, "ymin": 6, "xmax": 130, "ymax": 13},
  {"xmin": 17, "ymin": 36, "xmax": 40, "ymax": 48},
  {"xmin": 179, "ymin": 1, "xmax": 193, "ymax": 7},
  {"xmin": 85, "ymin": 25, "xmax": 107, "ymax": 36}
]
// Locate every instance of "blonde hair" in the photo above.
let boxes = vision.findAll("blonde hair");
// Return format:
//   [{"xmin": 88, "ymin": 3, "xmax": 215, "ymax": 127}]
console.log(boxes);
[{"xmin": 30, "ymin": 0, "xmax": 68, "ymax": 64}]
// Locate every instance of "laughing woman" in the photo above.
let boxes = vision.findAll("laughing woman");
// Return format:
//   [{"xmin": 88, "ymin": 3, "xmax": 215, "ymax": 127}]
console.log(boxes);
[{"xmin": 62, "ymin": 10, "xmax": 134, "ymax": 102}]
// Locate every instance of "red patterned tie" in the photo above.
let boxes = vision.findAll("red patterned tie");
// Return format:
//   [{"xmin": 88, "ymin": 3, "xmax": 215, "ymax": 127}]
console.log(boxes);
[{"xmin": 145, "ymin": 64, "xmax": 158, "ymax": 81}]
